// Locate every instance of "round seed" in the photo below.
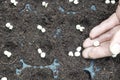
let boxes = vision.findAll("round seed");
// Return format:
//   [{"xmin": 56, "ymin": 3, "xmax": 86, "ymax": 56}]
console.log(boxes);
[
  {"xmin": 74, "ymin": 51, "xmax": 81, "ymax": 57},
  {"xmin": 4, "ymin": 50, "xmax": 12, "ymax": 58},
  {"xmin": 76, "ymin": 46, "xmax": 82, "ymax": 52},
  {"xmin": 1, "ymin": 77, "xmax": 7, "ymax": 80},
  {"xmin": 68, "ymin": 51, "xmax": 74, "ymax": 57},
  {"xmin": 38, "ymin": 48, "xmax": 42, "ymax": 54},
  {"xmin": 41, "ymin": 52, "xmax": 46, "ymax": 58},
  {"xmin": 93, "ymin": 41, "xmax": 100, "ymax": 47},
  {"xmin": 37, "ymin": 25, "xmax": 42, "ymax": 30},
  {"xmin": 41, "ymin": 28, "xmax": 46, "ymax": 33}
]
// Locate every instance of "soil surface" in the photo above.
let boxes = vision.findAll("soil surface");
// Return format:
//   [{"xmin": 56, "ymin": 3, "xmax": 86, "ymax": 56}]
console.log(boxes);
[{"xmin": 0, "ymin": 0, "xmax": 120, "ymax": 80}]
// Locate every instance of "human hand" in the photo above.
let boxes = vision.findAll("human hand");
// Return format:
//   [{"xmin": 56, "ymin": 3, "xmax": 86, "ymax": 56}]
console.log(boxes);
[{"xmin": 82, "ymin": 2, "xmax": 120, "ymax": 59}]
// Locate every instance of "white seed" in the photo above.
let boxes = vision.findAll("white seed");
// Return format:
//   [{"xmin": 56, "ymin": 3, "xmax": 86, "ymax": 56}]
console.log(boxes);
[
  {"xmin": 105, "ymin": 0, "xmax": 110, "ymax": 4},
  {"xmin": 10, "ymin": 0, "xmax": 18, "ymax": 6},
  {"xmin": 41, "ymin": 52, "xmax": 46, "ymax": 58},
  {"xmin": 13, "ymin": 1, "xmax": 18, "ymax": 6},
  {"xmin": 111, "ymin": 0, "xmax": 115, "ymax": 4},
  {"xmin": 10, "ymin": 0, "xmax": 16, "ymax": 3},
  {"xmin": 45, "ymin": 3, "xmax": 48, "ymax": 8},
  {"xmin": 42, "ymin": 1, "xmax": 46, "ymax": 6},
  {"xmin": 6, "ymin": 23, "xmax": 11, "ymax": 27},
  {"xmin": 79, "ymin": 26, "xmax": 85, "ymax": 32},
  {"xmin": 37, "ymin": 25, "xmax": 43, "ymax": 30},
  {"xmin": 1, "ymin": 77, "xmax": 7, "ymax": 80},
  {"xmin": 5, "ymin": 23, "xmax": 13, "ymax": 30},
  {"xmin": 76, "ymin": 46, "xmax": 82, "ymax": 52},
  {"xmin": 69, "ymin": 0, "xmax": 74, "ymax": 2},
  {"xmin": 42, "ymin": 1, "xmax": 48, "ymax": 7},
  {"xmin": 76, "ymin": 24, "xmax": 85, "ymax": 32},
  {"xmin": 38, "ymin": 48, "xmax": 42, "ymax": 54},
  {"xmin": 4, "ymin": 50, "xmax": 12, "ymax": 58},
  {"xmin": 74, "ymin": 51, "xmax": 81, "ymax": 57},
  {"xmin": 41, "ymin": 28, "xmax": 46, "ymax": 33},
  {"xmin": 93, "ymin": 41, "xmax": 100, "ymax": 47},
  {"xmin": 68, "ymin": 51, "xmax": 74, "ymax": 57},
  {"xmin": 76, "ymin": 24, "xmax": 81, "ymax": 30},
  {"xmin": 9, "ymin": 25, "xmax": 13, "ymax": 30},
  {"xmin": 74, "ymin": 0, "xmax": 79, "ymax": 4}
]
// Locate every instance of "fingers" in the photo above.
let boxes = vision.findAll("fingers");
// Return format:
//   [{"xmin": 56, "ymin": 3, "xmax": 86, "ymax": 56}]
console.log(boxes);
[
  {"xmin": 110, "ymin": 29, "xmax": 120, "ymax": 57},
  {"xmin": 90, "ymin": 13, "xmax": 119, "ymax": 39},
  {"xmin": 83, "ymin": 25, "xmax": 120, "ymax": 48},
  {"xmin": 82, "ymin": 41, "xmax": 112, "ymax": 59}
]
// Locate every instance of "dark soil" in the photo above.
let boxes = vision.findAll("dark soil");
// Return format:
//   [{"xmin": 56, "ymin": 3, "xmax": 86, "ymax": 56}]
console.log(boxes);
[{"xmin": 0, "ymin": 0, "xmax": 120, "ymax": 80}]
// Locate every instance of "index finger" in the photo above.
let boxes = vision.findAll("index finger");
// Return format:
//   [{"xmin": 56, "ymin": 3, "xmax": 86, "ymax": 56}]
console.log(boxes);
[{"xmin": 90, "ymin": 13, "xmax": 119, "ymax": 39}]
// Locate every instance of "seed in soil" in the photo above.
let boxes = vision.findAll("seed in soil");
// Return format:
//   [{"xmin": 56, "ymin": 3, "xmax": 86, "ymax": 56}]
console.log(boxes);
[
  {"xmin": 4, "ymin": 50, "xmax": 12, "ymax": 58},
  {"xmin": 1, "ymin": 77, "xmax": 7, "ymax": 80},
  {"xmin": 38, "ymin": 48, "xmax": 42, "ymax": 54},
  {"xmin": 105, "ymin": 0, "xmax": 110, "ymax": 4},
  {"xmin": 68, "ymin": 51, "xmax": 74, "ymax": 57},
  {"xmin": 42, "ymin": 1, "xmax": 48, "ymax": 8},
  {"xmin": 76, "ymin": 24, "xmax": 85, "ymax": 32},
  {"xmin": 10, "ymin": 0, "xmax": 18, "ymax": 6},
  {"xmin": 37, "ymin": 25, "xmax": 46, "ymax": 33},
  {"xmin": 37, "ymin": 48, "xmax": 46, "ymax": 58},
  {"xmin": 41, "ymin": 28, "xmax": 46, "ymax": 33},
  {"xmin": 69, "ymin": 0, "xmax": 74, "ymax": 3},
  {"xmin": 111, "ymin": 0, "xmax": 116, "ymax": 4},
  {"xmin": 74, "ymin": 51, "xmax": 81, "ymax": 57},
  {"xmin": 40, "ymin": 52, "xmax": 46, "ymax": 58},
  {"xmin": 76, "ymin": 46, "xmax": 82, "ymax": 52},
  {"xmin": 73, "ymin": 0, "xmax": 79, "ymax": 4},
  {"xmin": 5, "ymin": 23, "xmax": 13, "ymax": 30}
]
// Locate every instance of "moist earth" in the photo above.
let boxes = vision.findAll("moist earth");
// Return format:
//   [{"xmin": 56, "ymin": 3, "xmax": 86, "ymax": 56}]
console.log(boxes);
[{"xmin": 0, "ymin": 0, "xmax": 120, "ymax": 80}]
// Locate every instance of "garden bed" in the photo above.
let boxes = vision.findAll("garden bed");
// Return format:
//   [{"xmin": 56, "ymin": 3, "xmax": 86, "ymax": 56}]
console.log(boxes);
[{"xmin": 0, "ymin": 0, "xmax": 120, "ymax": 80}]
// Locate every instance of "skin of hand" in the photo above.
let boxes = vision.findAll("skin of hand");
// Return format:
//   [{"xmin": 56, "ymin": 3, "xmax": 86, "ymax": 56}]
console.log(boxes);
[{"xmin": 82, "ymin": 1, "xmax": 120, "ymax": 59}]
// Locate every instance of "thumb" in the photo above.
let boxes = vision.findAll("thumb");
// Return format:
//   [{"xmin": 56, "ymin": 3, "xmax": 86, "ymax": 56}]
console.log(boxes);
[{"xmin": 110, "ymin": 29, "xmax": 120, "ymax": 57}]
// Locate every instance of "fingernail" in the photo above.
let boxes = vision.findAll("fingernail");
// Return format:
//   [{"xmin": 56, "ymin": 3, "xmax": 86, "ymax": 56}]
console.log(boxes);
[{"xmin": 110, "ymin": 44, "xmax": 120, "ymax": 57}]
